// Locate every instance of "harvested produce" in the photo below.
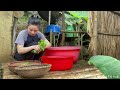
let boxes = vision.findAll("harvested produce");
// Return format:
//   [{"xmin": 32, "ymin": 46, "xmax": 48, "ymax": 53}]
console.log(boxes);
[{"xmin": 32, "ymin": 39, "xmax": 47, "ymax": 54}]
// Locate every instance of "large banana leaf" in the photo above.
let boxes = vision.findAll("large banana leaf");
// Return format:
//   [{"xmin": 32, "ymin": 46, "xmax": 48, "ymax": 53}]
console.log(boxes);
[
  {"xmin": 68, "ymin": 11, "xmax": 88, "ymax": 21},
  {"xmin": 88, "ymin": 55, "xmax": 120, "ymax": 79},
  {"xmin": 65, "ymin": 13, "xmax": 79, "ymax": 25},
  {"xmin": 65, "ymin": 11, "xmax": 88, "ymax": 24},
  {"xmin": 65, "ymin": 11, "xmax": 88, "ymax": 31}
]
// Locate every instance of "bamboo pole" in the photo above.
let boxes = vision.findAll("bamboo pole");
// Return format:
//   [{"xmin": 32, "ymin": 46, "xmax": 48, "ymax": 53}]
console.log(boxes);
[
  {"xmin": 48, "ymin": 11, "xmax": 54, "ymax": 46},
  {"xmin": 50, "ymin": 29, "xmax": 53, "ymax": 46},
  {"xmin": 48, "ymin": 11, "xmax": 51, "ymax": 25},
  {"xmin": 61, "ymin": 11, "xmax": 65, "ymax": 46},
  {"xmin": 53, "ymin": 31, "xmax": 56, "ymax": 47},
  {"xmin": 77, "ymin": 24, "xmax": 80, "ymax": 46},
  {"xmin": 77, "ymin": 24, "xmax": 81, "ymax": 59},
  {"xmin": 12, "ymin": 17, "xmax": 18, "ymax": 56},
  {"xmin": 93, "ymin": 11, "xmax": 98, "ymax": 55},
  {"xmin": 61, "ymin": 30, "xmax": 86, "ymax": 33}
]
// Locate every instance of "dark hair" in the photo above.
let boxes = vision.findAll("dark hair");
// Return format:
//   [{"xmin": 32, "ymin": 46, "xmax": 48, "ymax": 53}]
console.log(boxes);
[{"xmin": 28, "ymin": 15, "xmax": 40, "ymax": 28}]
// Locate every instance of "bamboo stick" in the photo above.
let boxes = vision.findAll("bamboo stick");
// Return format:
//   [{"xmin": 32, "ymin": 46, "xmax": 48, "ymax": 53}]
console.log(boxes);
[
  {"xmin": 92, "ymin": 11, "xmax": 98, "ymax": 55},
  {"xmin": 61, "ymin": 30, "xmax": 86, "ymax": 33},
  {"xmin": 77, "ymin": 24, "xmax": 81, "ymax": 46},
  {"xmin": 50, "ymin": 29, "xmax": 53, "ymax": 46},
  {"xmin": 61, "ymin": 11, "xmax": 65, "ymax": 46},
  {"xmin": 48, "ymin": 11, "xmax": 51, "ymax": 25},
  {"xmin": 12, "ymin": 17, "xmax": 18, "ymax": 56}
]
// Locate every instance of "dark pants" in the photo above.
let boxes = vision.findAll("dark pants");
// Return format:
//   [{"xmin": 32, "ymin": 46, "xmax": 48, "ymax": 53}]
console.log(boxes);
[
  {"xmin": 14, "ymin": 42, "xmax": 44, "ymax": 61},
  {"xmin": 14, "ymin": 51, "xmax": 44, "ymax": 61}
]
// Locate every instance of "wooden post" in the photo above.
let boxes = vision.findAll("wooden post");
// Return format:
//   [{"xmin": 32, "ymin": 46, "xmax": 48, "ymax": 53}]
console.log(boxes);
[
  {"xmin": 54, "ymin": 34, "xmax": 56, "ymax": 46},
  {"xmin": 0, "ymin": 63, "xmax": 3, "ymax": 79},
  {"xmin": 50, "ymin": 29, "xmax": 53, "ymax": 46},
  {"xmin": 12, "ymin": 17, "xmax": 18, "ymax": 56},
  {"xmin": 41, "ymin": 20, "xmax": 44, "ymax": 34},
  {"xmin": 78, "ymin": 24, "xmax": 80, "ymax": 46},
  {"xmin": 49, "ymin": 11, "xmax": 53, "ymax": 46},
  {"xmin": 78, "ymin": 24, "xmax": 83, "ymax": 59},
  {"xmin": 48, "ymin": 11, "xmax": 51, "ymax": 25},
  {"xmin": 93, "ymin": 11, "xmax": 98, "ymax": 55},
  {"xmin": 61, "ymin": 11, "xmax": 65, "ymax": 46}
]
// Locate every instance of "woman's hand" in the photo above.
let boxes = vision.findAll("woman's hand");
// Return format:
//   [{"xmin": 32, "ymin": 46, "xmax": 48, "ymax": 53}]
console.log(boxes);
[{"xmin": 32, "ymin": 45, "xmax": 41, "ymax": 54}]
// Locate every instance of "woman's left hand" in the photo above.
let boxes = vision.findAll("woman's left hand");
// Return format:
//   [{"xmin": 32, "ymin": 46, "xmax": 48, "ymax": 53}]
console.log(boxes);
[{"xmin": 37, "ymin": 49, "xmax": 41, "ymax": 54}]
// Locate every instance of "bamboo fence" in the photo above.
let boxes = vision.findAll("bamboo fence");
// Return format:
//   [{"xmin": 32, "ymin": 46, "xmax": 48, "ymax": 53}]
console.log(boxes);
[{"xmin": 88, "ymin": 11, "xmax": 120, "ymax": 59}]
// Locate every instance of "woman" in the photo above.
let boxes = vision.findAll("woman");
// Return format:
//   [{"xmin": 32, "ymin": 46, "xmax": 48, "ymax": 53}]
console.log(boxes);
[{"xmin": 14, "ymin": 15, "xmax": 51, "ymax": 61}]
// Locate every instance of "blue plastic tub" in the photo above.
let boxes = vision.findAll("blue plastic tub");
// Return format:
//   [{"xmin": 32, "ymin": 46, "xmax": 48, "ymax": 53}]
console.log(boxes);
[{"xmin": 45, "ymin": 25, "xmax": 61, "ymax": 33}]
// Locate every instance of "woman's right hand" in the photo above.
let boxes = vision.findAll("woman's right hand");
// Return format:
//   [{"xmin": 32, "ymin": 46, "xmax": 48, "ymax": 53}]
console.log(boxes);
[{"xmin": 32, "ymin": 45, "xmax": 41, "ymax": 53}]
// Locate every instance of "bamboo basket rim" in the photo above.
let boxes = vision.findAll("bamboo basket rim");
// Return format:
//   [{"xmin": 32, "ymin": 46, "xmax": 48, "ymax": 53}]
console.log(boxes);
[
  {"xmin": 15, "ymin": 64, "xmax": 51, "ymax": 71},
  {"xmin": 8, "ymin": 60, "xmax": 41, "ymax": 67}
]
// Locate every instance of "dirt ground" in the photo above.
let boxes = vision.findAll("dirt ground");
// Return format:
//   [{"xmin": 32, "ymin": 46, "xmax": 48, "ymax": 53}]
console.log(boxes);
[{"xmin": 2, "ymin": 60, "xmax": 107, "ymax": 79}]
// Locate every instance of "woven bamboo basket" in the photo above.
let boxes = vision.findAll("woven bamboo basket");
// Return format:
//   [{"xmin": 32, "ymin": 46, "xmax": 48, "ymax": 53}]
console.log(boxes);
[
  {"xmin": 15, "ymin": 64, "xmax": 51, "ymax": 78},
  {"xmin": 8, "ymin": 60, "xmax": 41, "ymax": 74}
]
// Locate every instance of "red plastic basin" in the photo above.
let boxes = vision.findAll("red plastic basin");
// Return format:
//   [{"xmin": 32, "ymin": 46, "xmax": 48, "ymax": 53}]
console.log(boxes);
[
  {"xmin": 41, "ymin": 56, "xmax": 74, "ymax": 71},
  {"xmin": 43, "ymin": 46, "xmax": 80, "ymax": 63}
]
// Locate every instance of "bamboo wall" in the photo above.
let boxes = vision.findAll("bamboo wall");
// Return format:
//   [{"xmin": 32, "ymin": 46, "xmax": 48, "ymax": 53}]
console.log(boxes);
[{"xmin": 88, "ymin": 11, "xmax": 120, "ymax": 59}]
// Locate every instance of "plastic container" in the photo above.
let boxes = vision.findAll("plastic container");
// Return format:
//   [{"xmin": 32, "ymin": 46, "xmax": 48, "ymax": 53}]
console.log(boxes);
[
  {"xmin": 45, "ymin": 25, "xmax": 61, "ymax": 33},
  {"xmin": 66, "ymin": 25, "xmax": 78, "ymax": 37},
  {"xmin": 41, "ymin": 56, "xmax": 74, "ymax": 71},
  {"xmin": 43, "ymin": 46, "xmax": 80, "ymax": 63}
]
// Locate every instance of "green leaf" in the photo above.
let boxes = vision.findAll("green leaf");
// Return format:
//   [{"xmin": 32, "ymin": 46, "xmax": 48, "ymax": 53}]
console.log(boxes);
[
  {"xmin": 64, "ymin": 11, "xmax": 88, "ymax": 32},
  {"xmin": 88, "ymin": 55, "xmax": 120, "ymax": 79},
  {"xmin": 31, "ymin": 39, "xmax": 47, "ymax": 54},
  {"xmin": 68, "ymin": 11, "xmax": 88, "ymax": 19},
  {"xmin": 38, "ymin": 39, "xmax": 47, "ymax": 51},
  {"xmin": 31, "ymin": 50, "xmax": 37, "ymax": 54}
]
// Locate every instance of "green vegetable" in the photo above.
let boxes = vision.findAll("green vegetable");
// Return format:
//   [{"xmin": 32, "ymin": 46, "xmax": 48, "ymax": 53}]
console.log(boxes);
[
  {"xmin": 38, "ymin": 39, "xmax": 47, "ymax": 51},
  {"xmin": 31, "ymin": 39, "xmax": 47, "ymax": 54},
  {"xmin": 31, "ymin": 50, "xmax": 37, "ymax": 54},
  {"xmin": 88, "ymin": 55, "xmax": 120, "ymax": 79}
]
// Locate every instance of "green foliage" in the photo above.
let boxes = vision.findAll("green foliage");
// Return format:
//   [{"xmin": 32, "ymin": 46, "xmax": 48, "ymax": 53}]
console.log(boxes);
[
  {"xmin": 65, "ymin": 11, "xmax": 88, "ymax": 32},
  {"xmin": 88, "ymin": 55, "xmax": 120, "ymax": 79},
  {"xmin": 38, "ymin": 39, "xmax": 47, "ymax": 51},
  {"xmin": 31, "ymin": 50, "xmax": 37, "ymax": 54},
  {"xmin": 68, "ymin": 11, "xmax": 88, "ymax": 21},
  {"xmin": 31, "ymin": 39, "xmax": 47, "ymax": 54},
  {"xmin": 18, "ymin": 15, "xmax": 29, "ymax": 24},
  {"xmin": 18, "ymin": 11, "xmax": 28, "ymax": 23},
  {"xmin": 65, "ymin": 13, "xmax": 77, "ymax": 25},
  {"xmin": 18, "ymin": 16, "xmax": 28, "ymax": 24}
]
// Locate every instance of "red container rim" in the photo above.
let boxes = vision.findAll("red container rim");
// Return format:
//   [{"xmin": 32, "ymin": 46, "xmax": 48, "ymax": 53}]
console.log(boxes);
[
  {"xmin": 45, "ymin": 46, "xmax": 80, "ymax": 50},
  {"xmin": 41, "ymin": 56, "xmax": 74, "ymax": 59}
]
